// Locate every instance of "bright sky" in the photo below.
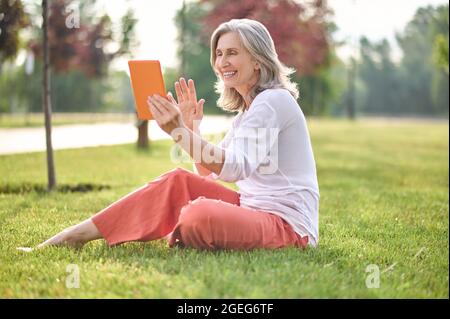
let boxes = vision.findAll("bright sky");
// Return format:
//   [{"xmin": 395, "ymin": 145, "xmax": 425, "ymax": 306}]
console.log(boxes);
[{"xmin": 99, "ymin": 0, "xmax": 449, "ymax": 69}]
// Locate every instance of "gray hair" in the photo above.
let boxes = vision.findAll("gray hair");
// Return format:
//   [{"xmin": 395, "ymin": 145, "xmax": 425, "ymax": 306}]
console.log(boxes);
[{"xmin": 210, "ymin": 18, "xmax": 299, "ymax": 112}]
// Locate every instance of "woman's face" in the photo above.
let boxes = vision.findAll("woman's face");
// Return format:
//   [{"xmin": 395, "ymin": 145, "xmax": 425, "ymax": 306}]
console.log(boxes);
[{"xmin": 214, "ymin": 32, "xmax": 260, "ymax": 97}]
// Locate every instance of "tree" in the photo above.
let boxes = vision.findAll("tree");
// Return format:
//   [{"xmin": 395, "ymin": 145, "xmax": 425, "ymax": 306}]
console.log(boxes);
[
  {"xmin": 396, "ymin": 4, "xmax": 449, "ymax": 115},
  {"xmin": 0, "ymin": 0, "xmax": 56, "ymax": 190},
  {"xmin": 352, "ymin": 4, "xmax": 449, "ymax": 117},
  {"xmin": 0, "ymin": 0, "xmax": 29, "ymax": 70},
  {"xmin": 433, "ymin": 34, "xmax": 449, "ymax": 73},
  {"xmin": 42, "ymin": 0, "xmax": 56, "ymax": 191},
  {"xmin": 357, "ymin": 37, "xmax": 402, "ymax": 115},
  {"xmin": 28, "ymin": 1, "xmax": 147, "ymax": 148},
  {"xmin": 431, "ymin": 3, "xmax": 449, "ymax": 74},
  {"xmin": 345, "ymin": 57, "xmax": 356, "ymax": 119},
  {"xmin": 8, "ymin": 0, "xmax": 138, "ymax": 188}
]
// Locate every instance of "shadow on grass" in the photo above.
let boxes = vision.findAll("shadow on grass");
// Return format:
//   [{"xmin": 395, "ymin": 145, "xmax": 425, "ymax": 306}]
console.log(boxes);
[{"xmin": 0, "ymin": 183, "xmax": 111, "ymax": 194}]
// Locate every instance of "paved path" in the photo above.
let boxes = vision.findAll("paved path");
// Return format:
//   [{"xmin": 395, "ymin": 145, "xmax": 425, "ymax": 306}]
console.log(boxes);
[{"xmin": 0, "ymin": 115, "xmax": 233, "ymax": 155}]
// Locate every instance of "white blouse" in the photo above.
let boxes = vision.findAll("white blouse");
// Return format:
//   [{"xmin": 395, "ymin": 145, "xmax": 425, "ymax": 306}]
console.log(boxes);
[{"xmin": 210, "ymin": 88, "xmax": 320, "ymax": 246}]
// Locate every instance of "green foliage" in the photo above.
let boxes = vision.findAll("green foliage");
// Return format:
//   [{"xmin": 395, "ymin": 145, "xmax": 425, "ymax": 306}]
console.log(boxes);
[
  {"xmin": 0, "ymin": 120, "xmax": 448, "ymax": 297},
  {"xmin": 0, "ymin": 60, "xmax": 134, "ymax": 113},
  {"xmin": 357, "ymin": 38, "xmax": 404, "ymax": 115},
  {"xmin": 0, "ymin": 62, "xmax": 31, "ymax": 113},
  {"xmin": 433, "ymin": 34, "xmax": 449, "ymax": 73},
  {"xmin": 174, "ymin": 2, "xmax": 223, "ymax": 115},
  {"xmin": 296, "ymin": 52, "xmax": 345, "ymax": 116},
  {"xmin": 103, "ymin": 71, "xmax": 135, "ymax": 113},
  {"xmin": 352, "ymin": 4, "xmax": 449, "ymax": 116},
  {"xmin": 0, "ymin": 0, "xmax": 138, "ymax": 115},
  {"xmin": 0, "ymin": 0, "xmax": 29, "ymax": 64},
  {"xmin": 396, "ymin": 4, "xmax": 449, "ymax": 115},
  {"xmin": 117, "ymin": 8, "xmax": 140, "ymax": 58}
]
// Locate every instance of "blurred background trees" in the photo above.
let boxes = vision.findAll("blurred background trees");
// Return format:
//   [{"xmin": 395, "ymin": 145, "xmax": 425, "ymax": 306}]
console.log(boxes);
[
  {"xmin": 352, "ymin": 3, "xmax": 449, "ymax": 117},
  {"xmin": 0, "ymin": 0, "xmax": 137, "ymax": 115},
  {"xmin": 352, "ymin": 4, "xmax": 448, "ymax": 116},
  {"xmin": 172, "ymin": 0, "xmax": 448, "ymax": 118},
  {"xmin": 0, "ymin": 0, "xmax": 448, "ymax": 119}
]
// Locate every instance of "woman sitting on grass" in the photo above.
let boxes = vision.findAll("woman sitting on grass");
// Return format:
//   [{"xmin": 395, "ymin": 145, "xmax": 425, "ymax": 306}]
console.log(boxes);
[{"xmin": 22, "ymin": 18, "xmax": 319, "ymax": 251}]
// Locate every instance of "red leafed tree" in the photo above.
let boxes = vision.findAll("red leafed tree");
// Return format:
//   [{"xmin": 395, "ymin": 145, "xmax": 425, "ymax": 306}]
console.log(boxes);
[
  {"xmin": 201, "ymin": 0, "xmax": 332, "ymax": 76},
  {"xmin": 30, "ymin": 0, "xmax": 136, "ymax": 78}
]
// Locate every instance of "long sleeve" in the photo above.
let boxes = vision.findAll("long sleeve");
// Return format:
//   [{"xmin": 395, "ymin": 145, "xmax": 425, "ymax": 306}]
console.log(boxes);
[{"xmin": 215, "ymin": 102, "xmax": 280, "ymax": 183}]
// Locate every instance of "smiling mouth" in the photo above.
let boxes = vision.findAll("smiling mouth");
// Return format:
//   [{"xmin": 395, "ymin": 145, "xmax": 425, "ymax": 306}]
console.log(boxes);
[{"xmin": 223, "ymin": 71, "xmax": 237, "ymax": 79}]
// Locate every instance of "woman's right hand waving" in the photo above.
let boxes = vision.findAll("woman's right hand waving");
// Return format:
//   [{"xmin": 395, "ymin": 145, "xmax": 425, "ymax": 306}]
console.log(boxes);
[{"xmin": 167, "ymin": 78, "xmax": 204, "ymax": 132}]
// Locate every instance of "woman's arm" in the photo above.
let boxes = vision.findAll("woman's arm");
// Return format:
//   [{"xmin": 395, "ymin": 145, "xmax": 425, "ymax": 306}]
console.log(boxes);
[
  {"xmin": 192, "ymin": 128, "xmax": 214, "ymax": 176},
  {"xmin": 194, "ymin": 163, "xmax": 214, "ymax": 176},
  {"xmin": 173, "ymin": 127, "xmax": 225, "ymax": 176}
]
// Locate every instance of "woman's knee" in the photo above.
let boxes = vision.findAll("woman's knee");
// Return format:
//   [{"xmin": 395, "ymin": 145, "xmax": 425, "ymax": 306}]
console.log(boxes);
[
  {"xmin": 150, "ymin": 167, "xmax": 192, "ymax": 187},
  {"xmin": 177, "ymin": 198, "xmax": 219, "ymax": 248},
  {"xmin": 179, "ymin": 198, "xmax": 213, "ymax": 227},
  {"xmin": 169, "ymin": 167, "xmax": 192, "ymax": 178}
]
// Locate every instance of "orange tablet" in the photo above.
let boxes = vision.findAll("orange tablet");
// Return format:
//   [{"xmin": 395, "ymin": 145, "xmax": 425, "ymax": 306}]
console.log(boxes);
[{"xmin": 128, "ymin": 60, "xmax": 166, "ymax": 120}]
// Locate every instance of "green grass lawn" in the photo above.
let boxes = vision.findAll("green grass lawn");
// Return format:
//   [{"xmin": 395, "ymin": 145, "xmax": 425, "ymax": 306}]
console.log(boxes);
[{"xmin": 0, "ymin": 119, "xmax": 448, "ymax": 298}]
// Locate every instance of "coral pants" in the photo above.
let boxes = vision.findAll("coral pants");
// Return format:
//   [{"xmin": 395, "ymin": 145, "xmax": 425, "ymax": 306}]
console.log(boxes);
[{"xmin": 91, "ymin": 167, "xmax": 308, "ymax": 250}]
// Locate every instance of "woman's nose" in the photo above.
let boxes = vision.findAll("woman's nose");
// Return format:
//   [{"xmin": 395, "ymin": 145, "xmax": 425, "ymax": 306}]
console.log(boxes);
[{"xmin": 219, "ymin": 57, "xmax": 230, "ymax": 68}]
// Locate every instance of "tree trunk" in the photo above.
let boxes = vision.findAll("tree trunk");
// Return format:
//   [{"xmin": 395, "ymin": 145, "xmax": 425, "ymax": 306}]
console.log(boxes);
[
  {"xmin": 137, "ymin": 119, "xmax": 149, "ymax": 149},
  {"xmin": 42, "ymin": 0, "xmax": 56, "ymax": 190},
  {"xmin": 346, "ymin": 58, "xmax": 356, "ymax": 120}
]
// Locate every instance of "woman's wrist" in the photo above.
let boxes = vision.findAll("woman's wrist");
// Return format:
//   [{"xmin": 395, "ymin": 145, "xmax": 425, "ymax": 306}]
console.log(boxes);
[
  {"xmin": 191, "ymin": 119, "xmax": 202, "ymax": 135},
  {"xmin": 171, "ymin": 124, "xmax": 189, "ymax": 143},
  {"xmin": 187, "ymin": 123, "xmax": 200, "ymax": 135},
  {"xmin": 184, "ymin": 126, "xmax": 200, "ymax": 134},
  {"xmin": 174, "ymin": 124, "xmax": 200, "ymax": 144}
]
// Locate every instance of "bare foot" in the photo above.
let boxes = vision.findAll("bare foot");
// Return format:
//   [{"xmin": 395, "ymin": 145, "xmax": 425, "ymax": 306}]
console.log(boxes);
[
  {"xmin": 16, "ymin": 229, "xmax": 84, "ymax": 253},
  {"xmin": 17, "ymin": 219, "xmax": 101, "ymax": 252},
  {"xmin": 36, "ymin": 229, "xmax": 73, "ymax": 248},
  {"xmin": 16, "ymin": 242, "xmax": 60, "ymax": 252},
  {"xmin": 16, "ymin": 241, "xmax": 84, "ymax": 253},
  {"xmin": 36, "ymin": 234, "xmax": 86, "ymax": 249}
]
